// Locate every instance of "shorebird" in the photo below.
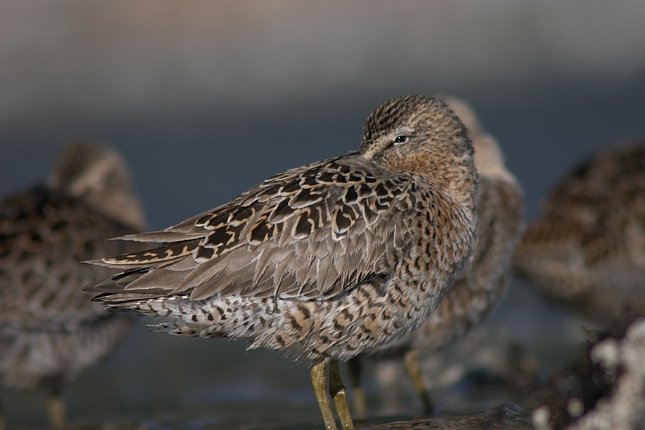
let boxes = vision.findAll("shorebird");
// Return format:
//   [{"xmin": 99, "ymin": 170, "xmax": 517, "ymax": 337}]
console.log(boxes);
[
  {"xmin": 87, "ymin": 95, "xmax": 478, "ymax": 430},
  {"xmin": 347, "ymin": 97, "xmax": 525, "ymax": 417},
  {"xmin": 0, "ymin": 141, "xmax": 144, "ymax": 429},
  {"xmin": 513, "ymin": 140, "xmax": 645, "ymax": 323}
]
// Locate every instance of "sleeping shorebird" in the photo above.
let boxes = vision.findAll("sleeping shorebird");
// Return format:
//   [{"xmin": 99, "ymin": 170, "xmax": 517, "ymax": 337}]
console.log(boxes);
[
  {"xmin": 0, "ymin": 141, "xmax": 144, "ymax": 429},
  {"xmin": 86, "ymin": 95, "xmax": 478, "ymax": 430},
  {"xmin": 514, "ymin": 140, "xmax": 645, "ymax": 324}
]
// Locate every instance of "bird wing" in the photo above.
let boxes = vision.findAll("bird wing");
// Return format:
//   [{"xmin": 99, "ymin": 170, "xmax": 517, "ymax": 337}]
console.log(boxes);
[
  {"xmin": 514, "ymin": 144, "xmax": 645, "ymax": 286},
  {"xmin": 0, "ymin": 186, "xmax": 138, "ymax": 326},
  {"xmin": 92, "ymin": 154, "xmax": 419, "ymax": 302}
]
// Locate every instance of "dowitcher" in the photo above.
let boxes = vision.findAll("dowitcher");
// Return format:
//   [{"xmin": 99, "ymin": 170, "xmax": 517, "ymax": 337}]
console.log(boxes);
[
  {"xmin": 87, "ymin": 95, "xmax": 478, "ymax": 430},
  {"xmin": 347, "ymin": 97, "xmax": 525, "ymax": 417},
  {"xmin": 513, "ymin": 140, "xmax": 645, "ymax": 323},
  {"xmin": 0, "ymin": 141, "xmax": 144, "ymax": 429}
]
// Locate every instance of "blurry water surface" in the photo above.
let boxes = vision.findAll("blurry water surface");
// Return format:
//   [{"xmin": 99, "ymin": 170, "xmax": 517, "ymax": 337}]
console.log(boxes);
[{"xmin": 1, "ymin": 1, "xmax": 644, "ymax": 428}]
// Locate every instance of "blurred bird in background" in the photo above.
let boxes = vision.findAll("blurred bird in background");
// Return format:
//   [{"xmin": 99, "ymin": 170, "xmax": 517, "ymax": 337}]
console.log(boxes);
[
  {"xmin": 514, "ymin": 140, "xmax": 645, "ymax": 325},
  {"xmin": 0, "ymin": 141, "xmax": 145, "ymax": 429}
]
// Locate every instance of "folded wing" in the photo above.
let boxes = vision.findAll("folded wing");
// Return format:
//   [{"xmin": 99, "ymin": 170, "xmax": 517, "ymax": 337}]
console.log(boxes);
[{"xmin": 90, "ymin": 154, "xmax": 417, "ymax": 302}]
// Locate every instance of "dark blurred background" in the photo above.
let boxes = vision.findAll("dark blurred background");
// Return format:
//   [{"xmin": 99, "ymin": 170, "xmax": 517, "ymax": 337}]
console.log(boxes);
[{"xmin": 1, "ymin": 1, "xmax": 644, "ymax": 428}]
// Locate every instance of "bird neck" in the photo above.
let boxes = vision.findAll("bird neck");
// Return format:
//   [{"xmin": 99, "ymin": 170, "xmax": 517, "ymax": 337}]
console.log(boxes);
[{"xmin": 399, "ymin": 149, "xmax": 478, "ymax": 215}]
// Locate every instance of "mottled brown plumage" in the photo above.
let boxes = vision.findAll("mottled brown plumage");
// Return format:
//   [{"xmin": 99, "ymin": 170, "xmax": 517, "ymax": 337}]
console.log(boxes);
[
  {"xmin": 513, "ymin": 140, "xmax": 645, "ymax": 322},
  {"xmin": 88, "ymin": 95, "xmax": 478, "ymax": 429},
  {"xmin": 407, "ymin": 98, "xmax": 524, "ymax": 352},
  {"xmin": 0, "ymin": 141, "xmax": 144, "ymax": 429},
  {"xmin": 348, "ymin": 98, "xmax": 525, "ymax": 417}
]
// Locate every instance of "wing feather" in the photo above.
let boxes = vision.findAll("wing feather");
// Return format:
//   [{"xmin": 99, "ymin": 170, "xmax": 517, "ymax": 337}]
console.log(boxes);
[{"xmin": 93, "ymin": 154, "xmax": 418, "ymax": 301}]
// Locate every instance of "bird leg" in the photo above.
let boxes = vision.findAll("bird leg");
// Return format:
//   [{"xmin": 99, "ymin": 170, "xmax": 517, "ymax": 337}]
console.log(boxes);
[
  {"xmin": 329, "ymin": 359, "xmax": 355, "ymax": 430},
  {"xmin": 347, "ymin": 357, "xmax": 367, "ymax": 421},
  {"xmin": 310, "ymin": 360, "xmax": 338, "ymax": 430},
  {"xmin": 402, "ymin": 348, "xmax": 433, "ymax": 414},
  {"xmin": 46, "ymin": 387, "xmax": 66, "ymax": 430}
]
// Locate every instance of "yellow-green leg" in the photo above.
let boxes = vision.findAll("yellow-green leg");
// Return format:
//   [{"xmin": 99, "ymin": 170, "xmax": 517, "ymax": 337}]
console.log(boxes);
[
  {"xmin": 310, "ymin": 361, "xmax": 338, "ymax": 430},
  {"xmin": 46, "ymin": 389, "xmax": 66, "ymax": 430},
  {"xmin": 347, "ymin": 358, "xmax": 366, "ymax": 421},
  {"xmin": 329, "ymin": 360, "xmax": 355, "ymax": 430},
  {"xmin": 402, "ymin": 348, "xmax": 433, "ymax": 414}
]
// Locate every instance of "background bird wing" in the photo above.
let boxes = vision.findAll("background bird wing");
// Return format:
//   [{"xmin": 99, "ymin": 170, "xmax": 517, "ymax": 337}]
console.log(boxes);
[
  {"xmin": 94, "ymin": 154, "xmax": 417, "ymax": 301},
  {"xmin": 0, "ymin": 186, "xmax": 139, "ymax": 326},
  {"xmin": 514, "ymin": 144, "xmax": 645, "ymax": 285}
]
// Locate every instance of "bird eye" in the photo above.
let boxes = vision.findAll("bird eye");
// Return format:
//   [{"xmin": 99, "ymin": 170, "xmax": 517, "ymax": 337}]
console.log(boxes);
[{"xmin": 393, "ymin": 135, "xmax": 409, "ymax": 145}]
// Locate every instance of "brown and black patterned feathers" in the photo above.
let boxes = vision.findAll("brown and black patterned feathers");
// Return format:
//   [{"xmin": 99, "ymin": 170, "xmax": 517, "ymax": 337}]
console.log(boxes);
[
  {"xmin": 88, "ymin": 95, "xmax": 478, "ymax": 373},
  {"xmin": 410, "ymin": 172, "xmax": 524, "ymax": 351},
  {"xmin": 1, "ymin": 141, "xmax": 144, "ymax": 394},
  {"xmin": 1, "ymin": 141, "xmax": 144, "ymax": 327},
  {"xmin": 0, "ymin": 186, "xmax": 136, "ymax": 326},
  {"xmin": 92, "ymin": 95, "xmax": 477, "ymax": 311},
  {"xmin": 364, "ymin": 97, "xmax": 524, "ymax": 357},
  {"xmin": 94, "ymin": 154, "xmax": 421, "ymax": 301},
  {"xmin": 514, "ymin": 141, "xmax": 645, "ymax": 320}
]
